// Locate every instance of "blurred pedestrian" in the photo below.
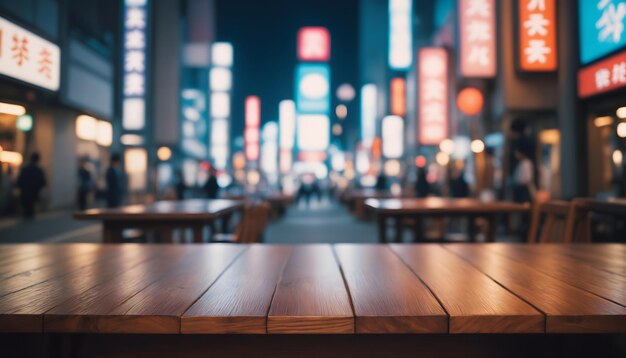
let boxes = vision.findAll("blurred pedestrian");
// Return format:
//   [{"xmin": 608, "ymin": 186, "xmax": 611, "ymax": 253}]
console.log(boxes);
[
  {"xmin": 17, "ymin": 152, "xmax": 47, "ymax": 219},
  {"xmin": 375, "ymin": 173, "xmax": 388, "ymax": 191},
  {"xmin": 449, "ymin": 160, "xmax": 470, "ymax": 198},
  {"xmin": 512, "ymin": 146, "xmax": 536, "ymax": 204},
  {"xmin": 77, "ymin": 158, "xmax": 92, "ymax": 211},
  {"xmin": 203, "ymin": 166, "xmax": 219, "ymax": 199},
  {"xmin": 415, "ymin": 167, "xmax": 431, "ymax": 198},
  {"xmin": 105, "ymin": 153, "xmax": 123, "ymax": 208},
  {"xmin": 174, "ymin": 170, "xmax": 187, "ymax": 200}
]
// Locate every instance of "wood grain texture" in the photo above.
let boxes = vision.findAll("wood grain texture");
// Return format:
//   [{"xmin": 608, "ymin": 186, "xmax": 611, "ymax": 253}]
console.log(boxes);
[
  {"xmin": 445, "ymin": 244, "xmax": 626, "ymax": 333},
  {"xmin": 268, "ymin": 245, "xmax": 353, "ymax": 334},
  {"xmin": 0, "ymin": 244, "xmax": 100, "ymax": 274},
  {"xmin": 44, "ymin": 246, "xmax": 195, "ymax": 332},
  {"xmin": 182, "ymin": 245, "xmax": 291, "ymax": 334},
  {"xmin": 334, "ymin": 244, "xmax": 447, "ymax": 333},
  {"xmin": 0, "ymin": 245, "xmax": 158, "ymax": 332},
  {"xmin": 536, "ymin": 244, "xmax": 626, "ymax": 277},
  {"xmin": 484, "ymin": 244, "xmax": 626, "ymax": 307},
  {"xmin": 390, "ymin": 244, "xmax": 544, "ymax": 333},
  {"xmin": 0, "ymin": 245, "xmax": 107, "ymax": 297},
  {"xmin": 82, "ymin": 244, "xmax": 245, "ymax": 334}
]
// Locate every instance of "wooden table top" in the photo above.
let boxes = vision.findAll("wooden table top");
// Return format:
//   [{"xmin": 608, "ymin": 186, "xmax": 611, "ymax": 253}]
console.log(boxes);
[
  {"xmin": 73, "ymin": 199, "xmax": 243, "ymax": 221},
  {"xmin": 1, "ymin": 243, "xmax": 625, "ymax": 335},
  {"xmin": 365, "ymin": 198, "xmax": 530, "ymax": 215}
]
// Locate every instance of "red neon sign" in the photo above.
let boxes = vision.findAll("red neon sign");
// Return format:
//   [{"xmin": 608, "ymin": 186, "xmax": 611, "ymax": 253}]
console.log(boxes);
[
  {"xmin": 418, "ymin": 48, "xmax": 448, "ymax": 146},
  {"xmin": 390, "ymin": 78, "xmax": 406, "ymax": 116},
  {"xmin": 245, "ymin": 96, "xmax": 260, "ymax": 161},
  {"xmin": 578, "ymin": 50, "xmax": 626, "ymax": 98},
  {"xmin": 459, "ymin": 0, "xmax": 496, "ymax": 78},
  {"xmin": 297, "ymin": 27, "xmax": 330, "ymax": 62},
  {"xmin": 518, "ymin": 0, "xmax": 557, "ymax": 72}
]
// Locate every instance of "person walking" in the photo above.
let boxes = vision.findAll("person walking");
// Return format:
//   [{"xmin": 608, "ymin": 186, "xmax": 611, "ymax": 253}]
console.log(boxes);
[
  {"xmin": 203, "ymin": 166, "xmax": 219, "ymax": 199},
  {"xmin": 512, "ymin": 146, "xmax": 536, "ymax": 204},
  {"xmin": 77, "ymin": 158, "xmax": 92, "ymax": 211},
  {"xmin": 17, "ymin": 152, "xmax": 47, "ymax": 219},
  {"xmin": 105, "ymin": 154, "xmax": 124, "ymax": 208},
  {"xmin": 415, "ymin": 167, "xmax": 431, "ymax": 198}
]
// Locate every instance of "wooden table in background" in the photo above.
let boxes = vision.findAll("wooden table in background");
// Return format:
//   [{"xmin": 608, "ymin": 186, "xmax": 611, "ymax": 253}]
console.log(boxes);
[
  {"xmin": 366, "ymin": 198, "xmax": 531, "ymax": 243},
  {"xmin": 347, "ymin": 189, "xmax": 404, "ymax": 221},
  {"xmin": 74, "ymin": 199, "xmax": 243, "ymax": 243},
  {"xmin": 0, "ymin": 243, "xmax": 625, "ymax": 357}
]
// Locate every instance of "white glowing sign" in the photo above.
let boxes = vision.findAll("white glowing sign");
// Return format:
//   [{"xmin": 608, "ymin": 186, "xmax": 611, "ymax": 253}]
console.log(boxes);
[
  {"xmin": 297, "ymin": 114, "xmax": 330, "ymax": 152},
  {"xmin": 261, "ymin": 122, "xmax": 279, "ymax": 174},
  {"xmin": 382, "ymin": 115, "xmax": 404, "ymax": 159},
  {"xmin": 210, "ymin": 67, "xmax": 232, "ymax": 91},
  {"xmin": 388, "ymin": 0, "xmax": 413, "ymax": 70},
  {"xmin": 360, "ymin": 84, "xmax": 378, "ymax": 148},
  {"xmin": 279, "ymin": 100, "xmax": 296, "ymax": 150},
  {"xmin": 211, "ymin": 42, "xmax": 233, "ymax": 67},
  {"xmin": 211, "ymin": 92, "xmax": 230, "ymax": 118},
  {"xmin": 0, "ymin": 16, "xmax": 61, "ymax": 91},
  {"xmin": 122, "ymin": 0, "xmax": 149, "ymax": 130},
  {"xmin": 211, "ymin": 117, "xmax": 229, "ymax": 169}
]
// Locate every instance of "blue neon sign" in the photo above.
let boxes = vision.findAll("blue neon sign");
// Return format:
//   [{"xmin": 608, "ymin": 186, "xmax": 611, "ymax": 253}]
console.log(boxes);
[
  {"xmin": 580, "ymin": 0, "xmax": 626, "ymax": 64},
  {"xmin": 295, "ymin": 64, "xmax": 331, "ymax": 114}
]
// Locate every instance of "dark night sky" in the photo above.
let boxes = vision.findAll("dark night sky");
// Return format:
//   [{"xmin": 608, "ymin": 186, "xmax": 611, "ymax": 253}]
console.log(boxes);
[{"xmin": 215, "ymin": 0, "xmax": 359, "ymax": 147}]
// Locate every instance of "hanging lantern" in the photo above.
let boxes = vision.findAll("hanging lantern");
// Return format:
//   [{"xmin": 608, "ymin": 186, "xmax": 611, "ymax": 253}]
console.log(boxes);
[{"xmin": 456, "ymin": 87, "xmax": 484, "ymax": 116}]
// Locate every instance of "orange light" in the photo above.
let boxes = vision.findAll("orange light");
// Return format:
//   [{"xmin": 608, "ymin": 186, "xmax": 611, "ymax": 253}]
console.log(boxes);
[
  {"xmin": 371, "ymin": 138, "xmax": 382, "ymax": 159},
  {"xmin": 457, "ymin": 88, "xmax": 484, "ymax": 116},
  {"xmin": 390, "ymin": 78, "xmax": 406, "ymax": 116},
  {"xmin": 415, "ymin": 155, "xmax": 427, "ymax": 168}
]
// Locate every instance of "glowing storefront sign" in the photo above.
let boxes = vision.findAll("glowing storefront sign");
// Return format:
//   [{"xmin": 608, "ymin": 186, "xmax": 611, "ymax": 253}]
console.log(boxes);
[
  {"xmin": 361, "ymin": 84, "xmax": 378, "ymax": 148},
  {"xmin": 76, "ymin": 115, "xmax": 97, "ymax": 141},
  {"xmin": 519, "ymin": 0, "xmax": 557, "ymax": 71},
  {"xmin": 210, "ymin": 67, "xmax": 232, "ymax": 91},
  {"xmin": 279, "ymin": 100, "xmax": 296, "ymax": 150},
  {"xmin": 297, "ymin": 27, "xmax": 330, "ymax": 62},
  {"xmin": 96, "ymin": 121, "xmax": 113, "ymax": 147},
  {"xmin": 382, "ymin": 115, "xmax": 404, "ymax": 159},
  {"xmin": 388, "ymin": 0, "xmax": 413, "ymax": 70},
  {"xmin": 459, "ymin": 0, "xmax": 496, "ymax": 78},
  {"xmin": 0, "ymin": 16, "xmax": 60, "ymax": 91},
  {"xmin": 245, "ymin": 96, "xmax": 260, "ymax": 161},
  {"xmin": 579, "ymin": 0, "xmax": 626, "ymax": 64},
  {"xmin": 578, "ymin": 49, "xmax": 626, "ymax": 97},
  {"xmin": 122, "ymin": 0, "xmax": 149, "ymax": 130},
  {"xmin": 211, "ymin": 42, "xmax": 233, "ymax": 67},
  {"xmin": 390, "ymin": 78, "xmax": 406, "ymax": 116},
  {"xmin": 261, "ymin": 122, "xmax": 279, "ymax": 174},
  {"xmin": 296, "ymin": 63, "xmax": 331, "ymax": 114},
  {"xmin": 211, "ymin": 117, "xmax": 229, "ymax": 169},
  {"xmin": 418, "ymin": 48, "xmax": 448, "ymax": 146},
  {"xmin": 297, "ymin": 114, "xmax": 330, "ymax": 152}
]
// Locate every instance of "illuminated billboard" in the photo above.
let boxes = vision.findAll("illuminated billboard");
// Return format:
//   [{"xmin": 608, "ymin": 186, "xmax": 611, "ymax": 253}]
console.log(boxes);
[
  {"xmin": 295, "ymin": 63, "xmax": 331, "ymax": 114},
  {"xmin": 388, "ymin": 0, "xmax": 413, "ymax": 70}
]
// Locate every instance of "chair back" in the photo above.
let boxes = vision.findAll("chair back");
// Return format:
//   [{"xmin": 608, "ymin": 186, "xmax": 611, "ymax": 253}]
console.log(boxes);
[
  {"xmin": 567, "ymin": 199, "xmax": 626, "ymax": 242},
  {"xmin": 233, "ymin": 202, "xmax": 271, "ymax": 243},
  {"xmin": 528, "ymin": 200, "xmax": 575, "ymax": 243}
]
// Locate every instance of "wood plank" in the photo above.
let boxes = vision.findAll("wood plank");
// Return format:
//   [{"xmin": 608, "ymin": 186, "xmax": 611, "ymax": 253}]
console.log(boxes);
[
  {"xmin": 0, "ymin": 244, "xmax": 100, "ymax": 271},
  {"xmin": 182, "ymin": 245, "xmax": 291, "ymax": 334},
  {"xmin": 445, "ymin": 244, "xmax": 626, "ymax": 333},
  {"xmin": 43, "ymin": 245, "xmax": 196, "ymax": 333},
  {"xmin": 268, "ymin": 245, "xmax": 354, "ymax": 334},
  {"xmin": 483, "ymin": 244, "xmax": 626, "ymax": 307},
  {"xmin": 334, "ymin": 244, "xmax": 447, "ymax": 333},
  {"xmin": 0, "ymin": 245, "xmax": 108, "ymax": 297},
  {"xmin": 537, "ymin": 244, "xmax": 626, "ymax": 277},
  {"xmin": 86, "ymin": 244, "xmax": 245, "ymax": 334},
  {"xmin": 0, "ymin": 245, "xmax": 160, "ymax": 333},
  {"xmin": 390, "ymin": 244, "xmax": 544, "ymax": 333}
]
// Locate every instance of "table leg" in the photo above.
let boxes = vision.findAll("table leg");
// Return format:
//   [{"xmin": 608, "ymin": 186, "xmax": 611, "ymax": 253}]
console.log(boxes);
[
  {"xmin": 192, "ymin": 224, "xmax": 204, "ymax": 243},
  {"xmin": 377, "ymin": 215, "xmax": 387, "ymax": 243},
  {"xmin": 413, "ymin": 216, "xmax": 424, "ymax": 243},
  {"xmin": 394, "ymin": 216, "xmax": 404, "ymax": 243},
  {"xmin": 221, "ymin": 212, "xmax": 233, "ymax": 233},
  {"xmin": 487, "ymin": 215, "xmax": 498, "ymax": 243},
  {"xmin": 467, "ymin": 216, "xmax": 478, "ymax": 243},
  {"xmin": 102, "ymin": 221, "xmax": 123, "ymax": 243}
]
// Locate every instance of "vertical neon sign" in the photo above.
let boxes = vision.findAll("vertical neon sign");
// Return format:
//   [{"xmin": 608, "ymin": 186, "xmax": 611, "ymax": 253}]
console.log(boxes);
[{"xmin": 122, "ymin": 0, "xmax": 149, "ymax": 130}]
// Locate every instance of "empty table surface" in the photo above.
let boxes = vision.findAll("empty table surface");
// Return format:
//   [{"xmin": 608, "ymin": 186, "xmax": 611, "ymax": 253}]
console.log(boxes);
[
  {"xmin": 365, "ymin": 198, "xmax": 530, "ymax": 214},
  {"xmin": 74, "ymin": 199, "xmax": 243, "ymax": 221},
  {"xmin": 0, "ymin": 243, "xmax": 625, "ymax": 334}
]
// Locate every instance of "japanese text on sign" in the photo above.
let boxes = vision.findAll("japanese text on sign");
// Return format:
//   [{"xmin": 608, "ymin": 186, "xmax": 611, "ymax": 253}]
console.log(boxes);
[
  {"xmin": 122, "ymin": 0, "xmax": 149, "ymax": 130},
  {"xmin": 459, "ymin": 0, "xmax": 496, "ymax": 78},
  {"xmin": 0, "ymin": 16, "xmax": 60, "ymax": 91},
  {"xmin": 578, "ymin": 49, "xmax": 626, "ymax": 97},
  {"xmin": 519, "ymin": 0, "xmax": 557, "ymax": 71},
  {"xmin": 419, "ymin": 48, "xmax": 448, "ymax": 146}
]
